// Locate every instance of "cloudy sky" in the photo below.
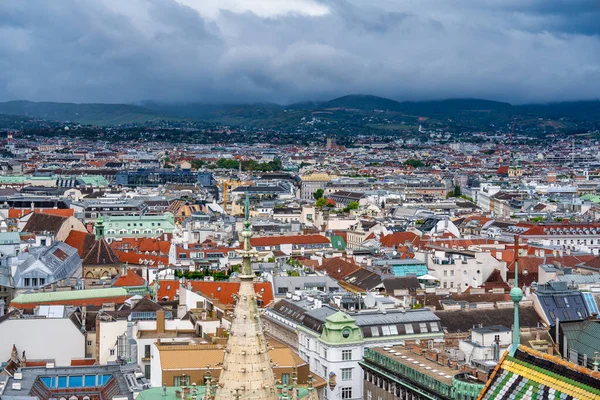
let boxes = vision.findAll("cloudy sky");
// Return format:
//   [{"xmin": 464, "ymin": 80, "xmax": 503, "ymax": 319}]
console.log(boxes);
[{"xmin": 0, "ymin": 0, "xmax": 599, "ymax": 104}]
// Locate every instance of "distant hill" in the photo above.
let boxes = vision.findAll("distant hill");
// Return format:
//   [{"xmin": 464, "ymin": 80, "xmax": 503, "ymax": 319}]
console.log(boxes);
[
  {"xmin": 2, "ymin": 95, "xmax": 600, "ymax": 130},
  {"xmin": 323, "ymin": 94, "xmax": 403, "ymax": 111},
  {"xmin": 0, "ymin": 100, "xmax": 178, "ymax": 125}
]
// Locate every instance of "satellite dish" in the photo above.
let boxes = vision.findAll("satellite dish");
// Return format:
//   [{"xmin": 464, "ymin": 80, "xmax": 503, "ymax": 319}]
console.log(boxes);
[{"xmin": 364, "ymin": 293, "xmax": 376, "ymax": 308}]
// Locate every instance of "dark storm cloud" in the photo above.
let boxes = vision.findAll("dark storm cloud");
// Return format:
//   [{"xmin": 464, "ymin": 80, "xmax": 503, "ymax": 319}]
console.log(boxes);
[{"xmin": 0, "ymin": 0, "xmax": 599, "ymax": 104}]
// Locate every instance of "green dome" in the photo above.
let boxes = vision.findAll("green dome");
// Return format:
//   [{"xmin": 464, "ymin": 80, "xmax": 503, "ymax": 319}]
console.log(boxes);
[{"xmin": 510, "ymin": 287, "xmax": 523, "ymax": 302}]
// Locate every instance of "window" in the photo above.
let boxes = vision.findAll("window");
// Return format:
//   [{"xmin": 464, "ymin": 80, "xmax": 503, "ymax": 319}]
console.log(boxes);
[
  {"xmin": 323, "ymin": 366, "xmax": 328, "ymax": 378},
  {"xmin": 450, "ymin": 270, "xmax": 454, "ymax": 276},
  {"xmin": 367, "ymin": 390, "xmax": 372, "ymax": 400},
  {"xmin": 342, "ymin": 328, "xmax": 351, "ymax": 338},
  {"xmin": 342, "ymin": 350, "xmax": 352, "ymax": 361},
  {"xmin": 87, "ymin": 341, "xmax": 92, "ymax": 346},
  {"xmin": 420, "ymin": 322, "xmax": 428, "ymax": 333},
  {"xmin": 323, "ymin": 348, "xmax": 327, "ymax": 359},
  {"xmin": 381, "ymin": 325, "xmax": 391, "ymax": 336},
  {"xmin": 278, "ymin": 287, "xmax": 288, "ymax": 295},
  {"xmin": 145, "ymin": 345, "xmax": 151, "ymax": 358},
  {"xmin": 173, "ymin": 375, "xmax": 190, "ymax": 387},
  {"xmin": 24, "ymin": 278, "xmax": 30, "ymax": 287},
  {"xmin": 341, "ymin": 387, "xmax": 352, "ymax": 399},
  {"xmin": 281, "ymin": 373, "xmax": 290, "ymax": 385},
  {"xmin": 443, "ymin": 270, "xmax": 448, "ymax": 277},
  {"xmin": 405, "ymin": 324, "xmax": 414, "ymax": 334},
  {"xmin": 144, "ymin": 364, "xmax": 151, "ymax": 379},
  {"xmin": 370, "ymin": 326, "xmax": 380, "ymax": 336},
  {"xmin": 430, "ymin": 322, "xmax": 440, "ymax": 332},
  {"xmin": 341, "ymin": 368, "xmax": 352, "ymax": 380},
  {"xmin": 109, "ymin": 349, "xmax": 115, "ymax": 356}
]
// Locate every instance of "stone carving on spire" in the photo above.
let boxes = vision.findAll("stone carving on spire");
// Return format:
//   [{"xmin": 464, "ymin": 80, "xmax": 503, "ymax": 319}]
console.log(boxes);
[{"xmin": 214, "ymin": 192, "xmax": 278, "ymax": 400}]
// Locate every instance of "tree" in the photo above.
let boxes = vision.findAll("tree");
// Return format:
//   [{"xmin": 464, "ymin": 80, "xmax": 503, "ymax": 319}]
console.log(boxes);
[
  {"xmin": 404, "ymin": 159, "xmax": 425, "ymax": 168},
  {"xmin": 216, "ymin": 158, "xmax": 239, "ymax": 169},
  {"xmin": 344, "ymin": 201, "xmax": 359, "ymax": 212},
  {"xmin": 191, "ymin": 159, "xmax": 205, "ymax": 170},
  {"xmin": 313, "ymin": 189, "xmax": 324, "ymax": 200},
  {"xmin": 316, "ymin": 197, "xmax": 327, "ymax": 207}
]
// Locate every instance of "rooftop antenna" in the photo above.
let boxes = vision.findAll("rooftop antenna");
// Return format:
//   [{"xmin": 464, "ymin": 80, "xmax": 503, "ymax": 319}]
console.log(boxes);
[{"xmin": 509, "ymin": 234, "xmax": 523, "ymax": 356}]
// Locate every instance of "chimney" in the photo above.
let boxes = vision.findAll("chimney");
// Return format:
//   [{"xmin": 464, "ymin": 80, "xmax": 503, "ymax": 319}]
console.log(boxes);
[
  {"xmin": 11, "ymin": 344, "xmax": 17, "ymax": 361},
  {"xmin": 156, "ymin": 310, "xmax": 165, "ymax": 334},
  {"xmin": 81, "ymin": 306, "xmax": 87, "ymax": 330}
]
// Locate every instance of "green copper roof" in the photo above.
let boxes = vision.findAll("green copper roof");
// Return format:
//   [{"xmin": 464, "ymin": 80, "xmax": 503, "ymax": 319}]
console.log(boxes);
[
  {"xmin": 326, "ymin": 311, "xmax": 355, "ymax": 324},
  {"xmin": 329, "ymin": 235, "xmax": 346, "ymax": 250},
  {"xmin": 0, "ymin": 176, "xmax": 26, "ymax": 183},
  {"xmin": 79, "ymin": 175, "xmax": 109, "ymax": 187},
  {"xmin": 136, "ymin": 385, "xmax": 313, "ymax": 400},
  {"xmin": 321, "ymin": 311, "xmax": 362, "ymax": 344},
  {"xmin": 12, "ymin": 288, "xmax": 128, "ymax": 304}
]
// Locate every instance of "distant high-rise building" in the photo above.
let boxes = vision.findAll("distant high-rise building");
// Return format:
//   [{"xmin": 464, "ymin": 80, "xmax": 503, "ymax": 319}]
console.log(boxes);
[{"xmin": 326, "ymin": 136, "xmax": 336, "ymax": 150}]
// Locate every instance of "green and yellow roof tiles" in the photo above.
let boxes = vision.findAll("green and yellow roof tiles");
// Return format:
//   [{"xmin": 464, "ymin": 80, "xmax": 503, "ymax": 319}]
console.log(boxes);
[{"xmin": 478, "ymin": 345, "xmax": 600, "ymax": 400}]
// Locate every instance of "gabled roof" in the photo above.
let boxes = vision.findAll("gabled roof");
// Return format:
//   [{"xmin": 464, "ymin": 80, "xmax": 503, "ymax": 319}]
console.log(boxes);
[
  {"xmin": 22, "ymin": 212, "xmax": 68, "ymax": 234},
  {"xmin": 380, "ymin": 231, "xmax": 420, "ymax": 248},
  {"xmin": 188, "ymin": 281, "xmax": 274, "ymax": 308},
  {"xmin": 110, "ymin": 237, "xmax": 171, "ymax": 254},
  {"xmin": 156, "ymin": 279, "xmax": 180, "ymax": 301},
  {"xmin": 382, "ymin": 277, "xmax": 421, "ymax": 294},
  {"xmin": 9, "ymin": 208, "xmax": 75, "ymax": 219},
  {"xmin": 319, "ymin": 257, "xmax": 361, "ymax": 280},
  {"xmin": 83, "ymin": 238, "xmax": 119, "ymax": 265},
  {"xmin": 112, "ymin": 268, "xmax": 146, "ymax": 287},
  {"xmin": 342, "ymin": 268, "xmax": 381, "ymax": 291},
  {"xmin": 65, "ymin": 230, "xmax": 96, "ymax": 257},
  {"xmin": 435, "ymin": 306, "xmax": 543, "ymax": 333}
]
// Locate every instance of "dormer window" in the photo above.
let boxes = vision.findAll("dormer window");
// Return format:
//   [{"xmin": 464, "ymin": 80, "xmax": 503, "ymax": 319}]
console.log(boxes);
[{"xmin": 342, "ymin": 327, "xmax": 351, "ymax": 339}]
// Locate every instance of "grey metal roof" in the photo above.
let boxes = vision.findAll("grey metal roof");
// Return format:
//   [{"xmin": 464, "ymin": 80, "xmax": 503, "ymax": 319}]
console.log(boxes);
[
  {"xmin": 0, "ymin": 232, "xmax": 20, "ymax": 245},
  {"xmin": 351, "ymin": 309, "xmax": 440, "ymax": 326},
  {"xmin": 0, "ymin": 364, "xmax": 141, "ymax": 399},
  {"xmin": 14, "ymin": 242, "xmax": 81, "ymax": 288},
  {"xmin": 556, "ymin": 274, "xmax": 600, "ymax": 284}
]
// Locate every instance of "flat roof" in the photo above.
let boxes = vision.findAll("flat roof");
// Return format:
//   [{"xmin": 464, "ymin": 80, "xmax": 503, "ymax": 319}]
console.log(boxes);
[
  {"xmin": 12, "ymin": 288, "xmax": 128, "ymax": 304},
  {"xmin": 371, "ymin": 346, "xmax": 456, "ymax": 385}
]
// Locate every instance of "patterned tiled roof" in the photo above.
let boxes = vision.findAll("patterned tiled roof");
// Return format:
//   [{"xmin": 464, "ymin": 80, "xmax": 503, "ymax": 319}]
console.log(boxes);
[{"xmin": 478, "ymin": 345, "xmax": 600, "ymax": 400}]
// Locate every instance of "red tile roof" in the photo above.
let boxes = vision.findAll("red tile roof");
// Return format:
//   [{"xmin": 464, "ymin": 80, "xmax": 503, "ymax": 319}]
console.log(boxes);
[
  {"xmin": 380, "ymin": 232, "xmax": 420, "ymax": 248},
  {"xmin": 70, "ymin": 358, "xmax": 97, "ymax": 366},
  {"xmin": 112, "ymin": 250, "xmax": 169, "ymax": 266},
  {"xmin": 9, "ymin": 208, "xmax": 75, "ymax": 219},
  {"xmin": 64, "ymin": 230, "xmax": 96, "ymax": 257},
  {"xmin": 250, "ymin": 234, "xmax": 330, "ymax": 247},
  {"xmin": 113, "ymin": 269, "xmax": 146, "ymax": 287},
  {"xmin": 318, "ymin": 257, "xmax": 361, "ymax": 280},
  {"xmin": 110, "ymin": 237, "xmax": 171, "ymax": 254},
  {"xmin": 156, "ymin": 279, "xmax": 180, "ymax": 301},
  {"xmin": 188, "ymin": 281, "xmax": 274, "ymax": 308}
]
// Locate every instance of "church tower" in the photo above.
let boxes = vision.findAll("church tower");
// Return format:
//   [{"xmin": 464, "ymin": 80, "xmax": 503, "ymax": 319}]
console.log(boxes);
[{"xmin": 213, "ymin": 194, "xmax": 278, "ymax": 400}]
